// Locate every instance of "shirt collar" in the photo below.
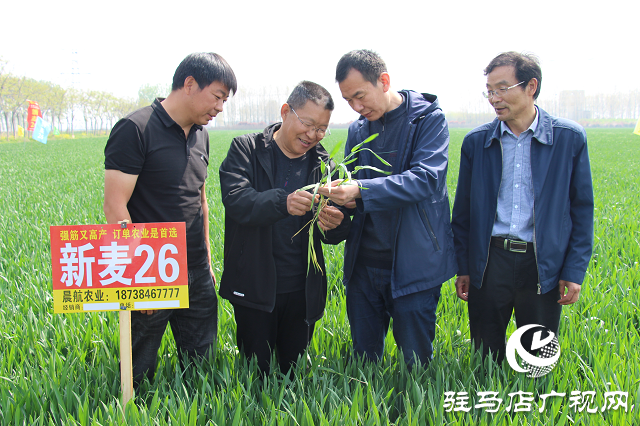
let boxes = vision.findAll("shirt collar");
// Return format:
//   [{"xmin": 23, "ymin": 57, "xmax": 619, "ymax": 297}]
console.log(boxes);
[{"xmin": 151, "ymin": 98, "xmax": 203, "ymax": 131}]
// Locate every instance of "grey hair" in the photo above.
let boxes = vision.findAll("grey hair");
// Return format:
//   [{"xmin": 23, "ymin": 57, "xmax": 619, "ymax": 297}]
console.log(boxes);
[{"xmin": 286, "ymin": 81, "xmax": 334, "ymax": 111}]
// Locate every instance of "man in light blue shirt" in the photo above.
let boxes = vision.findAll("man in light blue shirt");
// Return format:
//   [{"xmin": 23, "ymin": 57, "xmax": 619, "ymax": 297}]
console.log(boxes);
[{"xmin": 451, "ymin": 52, "xmax": 594, "ymax": 362}]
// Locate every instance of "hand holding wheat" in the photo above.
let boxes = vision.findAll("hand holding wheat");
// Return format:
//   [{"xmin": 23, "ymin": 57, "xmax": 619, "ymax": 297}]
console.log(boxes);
[
  {"xmin": 293, "ymin": 133, "xmax": 390, "ymax": 274},
  {"xmin": 317, "ymin": 179, "xmax": 360, "ymax": 207}
]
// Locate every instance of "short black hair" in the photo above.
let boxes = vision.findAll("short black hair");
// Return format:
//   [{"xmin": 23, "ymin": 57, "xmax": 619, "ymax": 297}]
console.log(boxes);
[
  {"xmin": 172, "ymin": 52, "xmax": 237, "ymax": 95},
  {"xmin": 335, "ymin": 49, "xmax": 387, "ymax": 86},
  {"xmin": 286, "ymin": 81, "xmax": 334, "ymax": 111},
  {"xmin": 484, "ymin": 52, "xmax": 542, "ymax": 100}
]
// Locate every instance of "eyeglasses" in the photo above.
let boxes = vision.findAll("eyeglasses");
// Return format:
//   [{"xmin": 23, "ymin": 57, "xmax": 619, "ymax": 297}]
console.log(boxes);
[
  {"xmin": 483, "ymin": 81, "xmax": 525, "ymax": 99},
  {"xmin": 290, "ymin": 107, "xmax": 330, "ymax": 137}
]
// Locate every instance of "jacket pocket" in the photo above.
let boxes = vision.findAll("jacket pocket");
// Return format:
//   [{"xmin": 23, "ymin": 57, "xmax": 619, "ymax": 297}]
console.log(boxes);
[{"xmin": 418, "ymin": 205, "xmax": 441, "ymax": 252}]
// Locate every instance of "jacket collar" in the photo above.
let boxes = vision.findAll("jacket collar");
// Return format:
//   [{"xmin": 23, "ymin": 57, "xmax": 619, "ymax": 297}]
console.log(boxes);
[
  {"xmin": 355, "ymin": 90, "xmax": 440, "ymax": 132},
  {"xmin": 484, "ymin": 106, "xmax": 553, "ymax": 148},
  {"xmin": 400, "ymin": 90, "xmax": 439, "ymax": 123},
  {"xmin": 532, "ymin": 106, "xmax": 553, "ymax": 146},
  {"xmin": 262, "ymin": 122, "xmax": 280, "ymax": 145},
  {"xmin": 256, "ymin": 123, "xmax": 280, "ymax": 185}
]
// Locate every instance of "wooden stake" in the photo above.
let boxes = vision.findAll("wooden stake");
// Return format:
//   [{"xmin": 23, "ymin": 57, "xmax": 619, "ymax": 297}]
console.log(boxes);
[{"xmin": 119, "ymin": 310, "xmax": 134, "ymax": 406}]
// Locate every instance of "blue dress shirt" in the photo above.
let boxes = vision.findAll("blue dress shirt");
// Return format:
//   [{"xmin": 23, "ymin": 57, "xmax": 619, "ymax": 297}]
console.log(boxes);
[{"xmin": 491, "ymin": 107, "xmax": 539, "ymax": 242}]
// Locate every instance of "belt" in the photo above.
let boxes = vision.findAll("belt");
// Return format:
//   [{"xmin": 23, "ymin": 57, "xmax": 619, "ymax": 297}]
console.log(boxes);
[{"xmin": 491, "ymin": 237, "xmax": 533, "ymax": 253}]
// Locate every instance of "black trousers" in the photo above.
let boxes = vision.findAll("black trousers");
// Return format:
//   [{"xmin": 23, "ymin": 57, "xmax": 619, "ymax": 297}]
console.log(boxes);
[
  {"xmin": 233, "ymin": 289, "xmax": 315, "ymax": 375},
  {"xmin": 468, "ymin": 243, "xmax": 562, "ymax": 362},
  {"xmin": 131, "ymin": 267, "xmax": 217, "ymax": 385}
]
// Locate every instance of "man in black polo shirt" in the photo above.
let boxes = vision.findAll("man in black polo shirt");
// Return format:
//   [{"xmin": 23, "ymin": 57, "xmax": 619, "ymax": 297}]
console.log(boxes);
[
  {"xmin": 103, "ymin": 52, "xmax": 237, "ymax": 385},
  {"xmin": 219, "ymin": 81, "xmax": 350, "ymax": 375}
]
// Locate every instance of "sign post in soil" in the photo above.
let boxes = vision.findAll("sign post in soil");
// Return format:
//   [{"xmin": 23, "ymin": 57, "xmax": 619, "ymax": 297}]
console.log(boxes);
[{"xmin": 50, "ymin": 222, "xmax": 189, "ymax": 404}]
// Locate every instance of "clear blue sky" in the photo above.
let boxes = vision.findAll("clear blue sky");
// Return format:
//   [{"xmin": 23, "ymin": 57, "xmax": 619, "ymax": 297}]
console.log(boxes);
[{"xmin": 2, "ymin": 0, "xmax": 638, "ymax": 122}]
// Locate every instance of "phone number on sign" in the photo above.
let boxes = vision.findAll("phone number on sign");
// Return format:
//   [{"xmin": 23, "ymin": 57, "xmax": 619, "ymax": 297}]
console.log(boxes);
[{"xmin": 115, "ymin": 287, "xmax": 181, "ymax": 301}]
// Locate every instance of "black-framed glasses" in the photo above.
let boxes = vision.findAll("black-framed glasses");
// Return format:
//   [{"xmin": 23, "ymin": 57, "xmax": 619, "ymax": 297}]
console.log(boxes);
[
  {"xmin": 290, "ymin": 107, "xmax": 330, "ymax": 137},
  {"xmin": 483, "ymin": 81, "xmax": 525, "ymax": 99}
]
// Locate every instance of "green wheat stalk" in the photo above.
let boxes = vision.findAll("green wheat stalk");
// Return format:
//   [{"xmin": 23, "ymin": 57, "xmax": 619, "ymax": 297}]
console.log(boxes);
[{"xmin": 293, "ymin": 133, "xmax": 391, "ymax": 274}]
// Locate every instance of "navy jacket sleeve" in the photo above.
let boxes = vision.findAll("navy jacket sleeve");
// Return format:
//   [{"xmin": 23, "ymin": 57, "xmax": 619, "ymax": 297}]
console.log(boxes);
[
  {"xmin": 356, "ymin": 110, "xmax": 450, "ymax": 211},
  {"xmin": 219, "ymin": 135, "xmax": 289, "ymax": 227},
  {"xmin": 451, "ymin": 137, "xmax": 472, "ymax": 276},
  {"xmin": 560, "ymin": 129, "xmax": 594, "ymax": 285}
]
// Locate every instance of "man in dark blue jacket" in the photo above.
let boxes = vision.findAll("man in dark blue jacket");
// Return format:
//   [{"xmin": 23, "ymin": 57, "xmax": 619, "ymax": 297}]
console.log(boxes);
[
  {"xmin": 451, "ymin": 52, "xmax": 594, "ymax": 362},
  {"xmin": 319, "ymin": 50, "xmax": 457, "ymax": 366}
]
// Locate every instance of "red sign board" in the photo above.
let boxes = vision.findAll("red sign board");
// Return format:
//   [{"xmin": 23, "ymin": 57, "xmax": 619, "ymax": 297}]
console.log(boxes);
[
  {"xmin": 27, "ymin": 101, "xmax": 42, "ymax": 131},
  {"xmin": 50, "ymin": 222, "xmax": 189, "ymax": 313}
]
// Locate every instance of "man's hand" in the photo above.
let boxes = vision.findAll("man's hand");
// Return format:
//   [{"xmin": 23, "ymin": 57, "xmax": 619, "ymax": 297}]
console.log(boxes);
[
  {"xmin": 558, "ymin": 280, "xmax": 581, "ymax": 305},
  {"xmin": 287, "ymin": 191, "xmax": 318, "ymax": 216},
  {"xmin": 318, "ymin": 205, "xmax": 344, "ymax": 231},
  {"xmin": 317, "ymin": 180, "xmax": 361, "ymax": 207},
  {"xmin": 455, "ymin": 275, "xmax": 470, "ymax": 301}
]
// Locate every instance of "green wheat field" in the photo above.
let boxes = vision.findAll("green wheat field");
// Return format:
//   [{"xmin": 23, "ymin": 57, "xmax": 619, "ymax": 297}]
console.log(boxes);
[{"xmin": 0, "ymin": 129, "xmax": 638, "ymax": 425}]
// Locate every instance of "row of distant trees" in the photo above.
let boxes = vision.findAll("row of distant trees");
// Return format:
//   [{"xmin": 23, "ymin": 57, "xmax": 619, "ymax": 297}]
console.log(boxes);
[
  {"xmin": 2, "ymin": 56, "xmax": 639, "ymax": 139},
  {"xmin": 0, "ymin": 59, "xmax": 173, "ymax": 140},
  {"xmin": 450, "ymin": 90, "xmax": 640, "ymax": 128},
  {"xmin": 539, "ymin": 90, "xmax": 640, "ymax": 121},
  {"xmin": 0, "ymin": 60, "xmax": 139, "ymax": 140},
  {"xmin": 215, "ymin": 86, "xmax": 291, "ymax": 127},
  {"xmin": 0, "ymin": 56, "xmax": 289, "ymax": 139}
]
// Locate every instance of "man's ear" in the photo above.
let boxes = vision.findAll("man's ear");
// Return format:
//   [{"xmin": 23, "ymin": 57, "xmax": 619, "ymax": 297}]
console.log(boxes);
[
  {"xmin": 527, "ymin": 78, "xmax": 538, "ymax": 97},
  {"xmin": 184, "ymin": 76, "xmax": 199, "ymax": 95},
  {"xmin": 379, "ymin": 72, "xmax": 391, "ymax": 93},
  {"xmin": 280, "ymin": 103, "xmax": 290, "ymax": 121}
]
